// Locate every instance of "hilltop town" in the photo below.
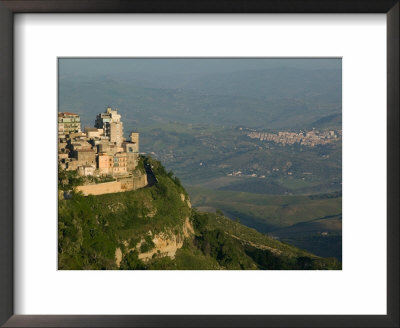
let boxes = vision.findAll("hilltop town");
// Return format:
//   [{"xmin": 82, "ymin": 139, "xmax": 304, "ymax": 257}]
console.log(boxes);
[
  {"xmin": 246, "ymin": 128, "xmax": 342, "ymax": 147},
  {"xmin": 58, "ymin": 107, "xmax": 147, "ymax": 195}
]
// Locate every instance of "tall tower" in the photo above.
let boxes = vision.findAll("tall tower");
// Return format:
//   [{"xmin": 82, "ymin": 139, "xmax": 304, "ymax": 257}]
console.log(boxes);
[
  {"xmin": 130, "ymin": 132, "xmax": 139, "ymax": 153},
  {"xmin": 95, "ymin": 107, "xmax": 124, "ymax": 146},
  {"xmin": 110, "ymin": 122, "xmax": 124, "ymax": 146}
]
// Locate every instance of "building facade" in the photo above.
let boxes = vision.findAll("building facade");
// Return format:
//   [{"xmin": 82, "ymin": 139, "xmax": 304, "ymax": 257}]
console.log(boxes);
[
  {"xmin": 98, "ymin": 153, "xmax": 113, "ymax": 175},
  {"xmin": 95, "ymin": 107, "xmax": 124, "ymax": 146},
  {"xmin": 58, "ymin": 112, "xmax": 81, "ymax": 135},
  {"xmin": 59, "ymin": 107, "xmax": 139, "ymax": 177},
  {"xmin": 122, "ymin": 132, "xmax": 140, "ymax": 171}
]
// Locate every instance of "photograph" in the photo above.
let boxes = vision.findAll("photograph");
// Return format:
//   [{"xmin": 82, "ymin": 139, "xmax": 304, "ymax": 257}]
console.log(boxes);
[
  {"xmin": 57, "ymin": 58, "xmax": 342, "ymax": 270},
  {"xmin": 1, "ymin": 0, "xmax": 397, "ymax": 325}
]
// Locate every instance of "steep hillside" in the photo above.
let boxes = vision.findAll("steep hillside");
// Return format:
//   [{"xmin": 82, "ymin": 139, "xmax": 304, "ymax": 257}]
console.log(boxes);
[{"xmin": 58, "ymin": 157, "xmax": 341, "ymax": 270}]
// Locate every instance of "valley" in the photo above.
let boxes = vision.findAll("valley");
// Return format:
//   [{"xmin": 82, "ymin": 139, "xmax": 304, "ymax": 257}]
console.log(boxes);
[
  {"xmin": 58, "ymin": 59, "xmax": 342, "ymax": 264},
  {"xmin": 135, "ymin": 122, "xmax": 342, "ymax": 261}
]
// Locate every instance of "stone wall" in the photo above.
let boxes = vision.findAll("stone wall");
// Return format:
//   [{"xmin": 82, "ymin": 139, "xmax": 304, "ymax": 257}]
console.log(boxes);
[
  {"xmin": 133, "ymin": 174, "xmax": 147, "ymax": 190},
  {"xmin": 76, "ymin": 172, "xmax": 148, "ymax": 196},
  {"xmin": 76, "ymin": 181, "xmax": 123, "ymax": 196}
]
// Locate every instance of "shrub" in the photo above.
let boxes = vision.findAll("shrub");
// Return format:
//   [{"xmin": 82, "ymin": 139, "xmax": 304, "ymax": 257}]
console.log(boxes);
[
  {"xmin": 120, "ymin": 250, "xmax": 146, "ymax": 270},
  {"xmin": 140, "ymin": 235, "xmax": 155, "ymax": 253}
]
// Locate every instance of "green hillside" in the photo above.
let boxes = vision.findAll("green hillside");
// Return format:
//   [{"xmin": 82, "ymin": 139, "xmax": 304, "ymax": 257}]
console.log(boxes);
[
  {"xmin": 58, "ymin": 157, "xmax": 341, "ymax": 270},
  {"xmin": 187, "ymin": 186, "xmax": 342, "ymax": 261}
]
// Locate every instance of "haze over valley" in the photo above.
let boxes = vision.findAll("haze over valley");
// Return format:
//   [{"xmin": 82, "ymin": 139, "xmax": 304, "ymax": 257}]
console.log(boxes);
[{"xmin": 59, "ymin": 58, "xmax": 342, "ymax": 262}]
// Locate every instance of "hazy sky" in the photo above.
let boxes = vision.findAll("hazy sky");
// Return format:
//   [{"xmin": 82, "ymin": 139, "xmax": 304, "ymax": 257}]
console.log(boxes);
[{"xmin": 59, "ymin": 58, "xmax": 341, "ymax": 78}]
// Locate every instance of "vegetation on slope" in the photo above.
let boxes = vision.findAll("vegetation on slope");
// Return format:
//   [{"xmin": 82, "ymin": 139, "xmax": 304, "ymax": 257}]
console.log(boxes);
[
  {"xmin": 58, "ymin": 157, "xmax": 190, "ymax": 269},
  {"xmin": 58, "ymin": 157, "xmax": 341, "ymax": 270},
  {"xmin": 188, "ymin": 211, "xmax": 340, "ymax": 270}
]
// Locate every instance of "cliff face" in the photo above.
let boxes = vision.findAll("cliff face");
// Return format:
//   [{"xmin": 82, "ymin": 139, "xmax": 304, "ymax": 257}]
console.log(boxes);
[
  {"xmin": 137, "ymin": 216, "xmax": 194, "ymax": 261},
  {"xmin": 58, "ymin": 157, "xmax": 192, "ymax": 270},
  {"xmin": 115, "ymin": 216, "xmax": 194, "ymax": 267}
]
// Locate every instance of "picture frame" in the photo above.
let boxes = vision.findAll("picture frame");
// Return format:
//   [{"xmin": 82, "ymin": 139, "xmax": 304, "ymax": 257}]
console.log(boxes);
[{"xmin": 0, "ymin": 0, "xmax": 398, "ymax": 327}]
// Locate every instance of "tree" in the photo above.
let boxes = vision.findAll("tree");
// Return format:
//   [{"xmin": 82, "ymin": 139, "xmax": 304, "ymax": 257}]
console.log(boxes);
[
  {"xmin": 58, "ymin": 166, "xmax": 84, "ymax": 191},
  {"xmin": 216, "ymin": 209, "xmax": 224, "ymax": 217},
  {"xmin": 120, "ymin": 250, "xmax": 146, "ymax": 270}
]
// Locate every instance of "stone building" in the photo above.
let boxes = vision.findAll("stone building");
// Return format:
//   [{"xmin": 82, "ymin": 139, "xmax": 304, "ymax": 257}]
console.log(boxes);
[
  {"xmin": 98, "ymin": 153, "xmax": 113, "ymax": 175},
  {"xmin": 65, "ymin": 158, "xmax": 79, "ymax": 171},
  {"xmin": 58, "ymin": 152, "xmax": 69, "ymax": 162},
  {"xmin": 97, "ymin": 140, "xmax": 119, "ymax": 156},
  {"xmin": 76, "ymin": 149, "xmax": 96, "ymax": 166},
  {"xmin": 125, "ymin": 152, "xmax": 138, "ymax": 171},
  {"xmin": 58, "ymin": 138, "xmax": 68, "ymax": 152},
  {"xmin": 130, "ymin": 132, "xmax": 139, "ymax": 151},
  {"xmin": 112, "ymin": 152, "xmax": 128, "ymax": 175},
  {"xmin": 122, "ymin": 132, "xmax": 140, "ymax": 171},
  {"xmin": 110, "ymin": 122, "xmax": 123, "ymax": 146},
  {"xmin": 85, "ymin": 127, "xmax": 103, "ymax": 139},
  {"xmin": 78, "ymin": 165, "xmax": 95, "ymax": 176},
  {"xmin": 58, "ymin": 107, "xmax": 140, "ymax": 178},
  {"xmin": 69, "ymin": 140, "xmax": 93, "ymax": 152}
]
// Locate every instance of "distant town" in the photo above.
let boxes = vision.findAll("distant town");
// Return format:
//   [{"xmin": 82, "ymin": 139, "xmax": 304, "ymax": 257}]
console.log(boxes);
[
  {"xmin": 246, "ymin": 128, "xmax": 342, "ymax": 147},
  {"xmin": 58, "ymin": 107, "xmax": 147, "ymax": 195}
]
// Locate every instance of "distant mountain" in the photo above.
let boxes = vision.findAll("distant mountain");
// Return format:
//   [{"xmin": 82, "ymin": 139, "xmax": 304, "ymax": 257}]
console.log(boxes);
[
  {"xmin": 310, "ymin": 113, "xmax": 342, "ymax": 129},
  {"xmin": 167, "ymin": 67, "xmax": 341, "ymax": 101},
  {"xmin": 59, "ymin": 67, "xmax": 341, "ymax": 131}
]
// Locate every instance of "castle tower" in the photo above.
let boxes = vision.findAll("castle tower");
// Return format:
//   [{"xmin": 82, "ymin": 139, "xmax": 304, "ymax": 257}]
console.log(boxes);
[
  {"xmin": 121, "ymin": 132, "xmax": 139, "ymax": 171},
  {"xmin": 130, "ymin": 132, "xmax": 139, "ymax": 152}
]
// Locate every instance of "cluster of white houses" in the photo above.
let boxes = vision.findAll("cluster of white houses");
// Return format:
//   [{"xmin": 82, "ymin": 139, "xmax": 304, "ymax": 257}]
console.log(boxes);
[{"xmin": 58, "ymin": 107, "xmax": 139, "ymax": 177}]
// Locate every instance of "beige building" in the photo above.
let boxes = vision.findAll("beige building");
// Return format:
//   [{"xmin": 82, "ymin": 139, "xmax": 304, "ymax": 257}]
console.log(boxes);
[
  {"xmin": 112, "ymin": 152, "xmax": 128, "ymax": 175},
  {"xmin": 58, "ymin": 107, "xmax": 140, "ymax": 179},
  {"xmin": 97, "ymin": 140, "xmax": 118, "ymax": 156},
  {"xmin": 130, "ymin": 132, "xmax": 139, "ymax": 150},
  {"xmin": 69, "ymin": 132, "xmax": 86, "ymax": 139},
  {"xmin": 58, "ymin": 152, "xmax": 69, "ymax": 161},
  {"xmin": 110, "ymin": 122, "xmax": 123, "ymax": 146},
  {"xmin": 76, "ymin": 149, "xmax": 96, "ymax": 166},
  {"xmin": 122, "ymin": 132, "xmax": 139, "ymax": 171},
  {"xmin": 65, "ymin": 158, "xmax": 79, "ymax": 171},
  {"xmin": 85, "ymin": 127, "xmax": 103, "ymax": 139},
  {"xmin": 125, "ymin": 152, "xmax": 138, "ymax": 171},
  {"xmin": 98, "ymin": 153, "xmax": 113, "ymax": 175},
  {"xmin": 58, "ymin": 138, "xmax": 68, "ymax": 152},
  {"xmin": 58, "ymin": 112, "xmax": 81, "ymax": 135},
  {"xmin": 95, "ymin": 107, "xmax": 124, "ymax": 146},
  {"xmin": 70, "ymin": 140, "xmax": 93, "ymax": 152},
  {"xmin": 78, "ymin": 165, "xmax": 95, "ymax": 176}
]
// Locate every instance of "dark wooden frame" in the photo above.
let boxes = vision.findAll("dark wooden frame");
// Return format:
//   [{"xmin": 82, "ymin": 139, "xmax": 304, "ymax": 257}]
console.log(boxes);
[{"xmin": 0, "ymin": 1, "xmax": 398, "ymax": 327}]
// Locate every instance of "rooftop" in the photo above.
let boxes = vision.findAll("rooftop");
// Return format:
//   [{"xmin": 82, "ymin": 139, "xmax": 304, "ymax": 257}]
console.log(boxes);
[
  {"xmin": 58, "ymin": 112, "xmax": 79, "ymax": 117},
  {"xmin": 76, "ymin": 149, "xmax": 95, "ymax": 152}
]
